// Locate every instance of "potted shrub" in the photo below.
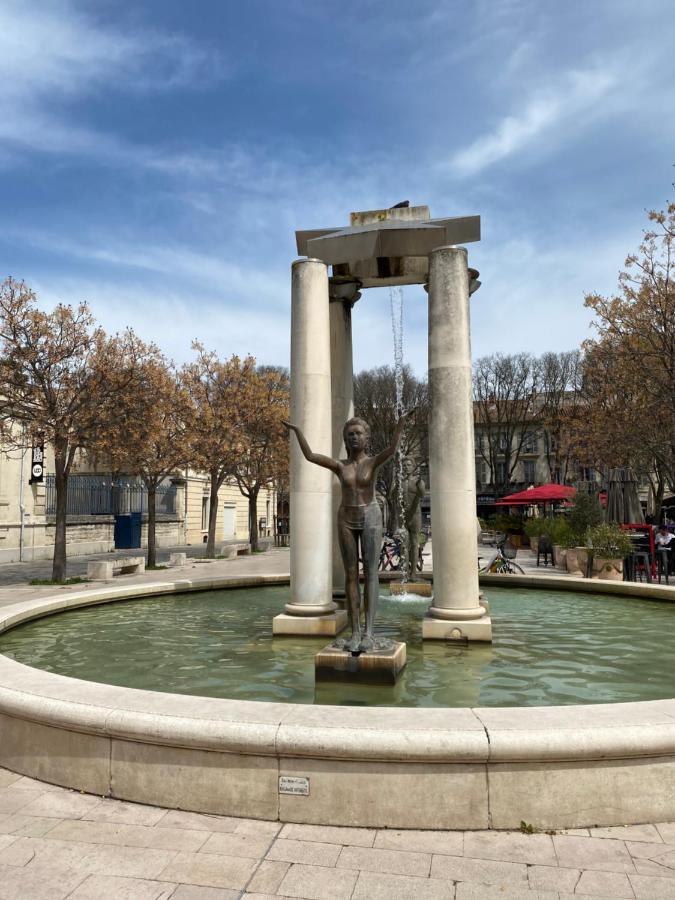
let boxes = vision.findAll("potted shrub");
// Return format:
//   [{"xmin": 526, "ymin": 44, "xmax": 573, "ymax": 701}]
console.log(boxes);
[
  {"xmin": 566, "ymin": 492, "xmax": 603, "ymax": 577},
  {"xmin": 588, "ymin": 524, "xmax": 633, "ymax": 581},
  {"xmin": 548, "ymin": 517, "xmax": 573, "ymax": 568}
]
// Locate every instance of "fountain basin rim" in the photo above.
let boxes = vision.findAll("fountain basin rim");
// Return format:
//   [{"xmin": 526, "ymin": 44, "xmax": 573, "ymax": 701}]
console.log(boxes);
[{"xmin": 0, "ymin": 572, "xmax": 674, "ymax": 766}]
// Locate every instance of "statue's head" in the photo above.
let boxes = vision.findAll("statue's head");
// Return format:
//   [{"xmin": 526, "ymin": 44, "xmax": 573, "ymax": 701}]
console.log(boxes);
[
  {"xmin": 402, "ymin": 457, "xmax": 415, "ymax": 475},
  {"xmin": 343, "ymin": 417, "xmax": 370, "ymax": 453}
]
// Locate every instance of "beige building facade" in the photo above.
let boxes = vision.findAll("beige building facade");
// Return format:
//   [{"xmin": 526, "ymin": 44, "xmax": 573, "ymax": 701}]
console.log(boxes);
[{"xmin": 0, "ymin": 436, "xmax": 276, "ymax": 563}]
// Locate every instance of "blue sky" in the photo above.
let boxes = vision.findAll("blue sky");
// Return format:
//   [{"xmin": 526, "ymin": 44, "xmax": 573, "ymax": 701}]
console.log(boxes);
[{"xmin": 1, "ymin": 0, "xmax": 674, "ymax": 374}]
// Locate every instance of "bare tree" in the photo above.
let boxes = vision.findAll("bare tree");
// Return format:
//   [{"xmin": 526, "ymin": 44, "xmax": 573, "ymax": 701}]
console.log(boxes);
[
  {"xmin": 473, "ymin": 353, "xmax": 541, "ymax": 496},
  {"xmin": 0, "ymin": 278, "xmax": 151, "ymax": 581},
  {"xmin": 353, "ymin": 364, "xmax": 428, "ymax": 525}
]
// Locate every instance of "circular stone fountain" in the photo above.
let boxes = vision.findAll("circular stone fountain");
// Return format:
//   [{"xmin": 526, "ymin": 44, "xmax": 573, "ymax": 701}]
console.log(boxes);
[{"xmin": 0, "ymin": 572, "xmax": 674, "ymax": 831}]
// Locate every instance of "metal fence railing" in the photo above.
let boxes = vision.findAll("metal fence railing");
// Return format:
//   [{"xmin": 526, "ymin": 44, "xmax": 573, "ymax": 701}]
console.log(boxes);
[{"xmin": 45, "ymin": 475, "xmax": 177, "ymax": 519}]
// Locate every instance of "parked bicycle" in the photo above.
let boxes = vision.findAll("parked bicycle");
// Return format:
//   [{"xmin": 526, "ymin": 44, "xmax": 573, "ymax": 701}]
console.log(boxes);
[
  {"xmin": 379, "ymin": 533, "xmax": 426, "ymax": 573},
  {"xmin": 478, "ymin": 538, "xmax": 525, "ymax": 575}
]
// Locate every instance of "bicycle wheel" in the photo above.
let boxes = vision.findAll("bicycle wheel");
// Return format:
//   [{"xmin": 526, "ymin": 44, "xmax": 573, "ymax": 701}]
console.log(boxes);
[{"xmin": 506, "ymin": 561, "xmax": 526, "ymax": 575}]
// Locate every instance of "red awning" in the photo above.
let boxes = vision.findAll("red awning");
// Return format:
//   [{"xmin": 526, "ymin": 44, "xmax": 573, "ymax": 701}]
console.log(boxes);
[{"xmin": 495, "ymin": 483, "xmax": 576, "ymax": 506}]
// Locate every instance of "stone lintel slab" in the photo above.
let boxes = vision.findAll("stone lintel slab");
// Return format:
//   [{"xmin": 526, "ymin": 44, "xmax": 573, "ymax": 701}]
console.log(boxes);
[
  {"xmin": 315, "ymin": 642, "xmax": 406, "ymax": 684},
  {"xmin": 422, "ymin": 615, "xmax": 493, "ymax": 642},
  {"xmin": 273, "ymin": 610, "xmax": 348, "ymax": 636}
]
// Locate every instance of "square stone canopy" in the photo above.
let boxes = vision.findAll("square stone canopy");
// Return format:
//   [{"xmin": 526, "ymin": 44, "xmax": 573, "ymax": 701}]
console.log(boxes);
[{"xmin": 295, "ymin": 204, "xmax": 480, "ymax": 288}]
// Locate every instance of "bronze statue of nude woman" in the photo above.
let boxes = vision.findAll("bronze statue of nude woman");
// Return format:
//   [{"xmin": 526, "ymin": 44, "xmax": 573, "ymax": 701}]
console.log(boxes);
[{"xmin": 284, "ymin": 414, "xmax": 409, "ymax": 653}]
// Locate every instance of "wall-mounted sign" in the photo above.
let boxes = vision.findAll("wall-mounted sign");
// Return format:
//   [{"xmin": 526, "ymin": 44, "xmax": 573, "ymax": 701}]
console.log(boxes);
[
  {"xmin": 29, "ymin": 438, "xmax": 45, "ymax": 484},
  {"xmin": 278, "ymin": 775, "xmax": 310, "ymax": 796}
]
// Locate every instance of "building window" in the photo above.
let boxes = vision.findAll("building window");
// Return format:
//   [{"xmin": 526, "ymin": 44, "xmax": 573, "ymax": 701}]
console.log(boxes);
[
  {"xmin": 474, "ymin": 431, "xmax": 483, "ymax": 452},
  {"xmin": 522, "ymin": 431, "xmax": 537, "ymax": 454},
  {"xmin": 201, "ymin": 496, "xmax": 209, "ymax": 531},
  {"xmin": 523, "ymin": 460, "xmax": 536, "ymax": 483},
  {"xmin": 496, "ymin": 462, "xmax": 507, "ymax": 483}
]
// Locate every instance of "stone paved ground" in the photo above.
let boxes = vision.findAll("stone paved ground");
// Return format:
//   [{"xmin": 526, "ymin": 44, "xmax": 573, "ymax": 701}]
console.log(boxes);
[
  {"xmin": 1, "ymin": 769, "xmax": 674, "ymax": 899},
  {"xmin": 2, "ymin": 544, "xmax": 660, "ymax": 899}
]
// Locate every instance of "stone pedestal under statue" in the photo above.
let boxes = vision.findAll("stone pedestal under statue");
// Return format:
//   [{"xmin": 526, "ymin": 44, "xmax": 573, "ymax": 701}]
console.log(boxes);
[{"xmin": 315, "ymin": 642, "xmax": 407, "ymax": 684}]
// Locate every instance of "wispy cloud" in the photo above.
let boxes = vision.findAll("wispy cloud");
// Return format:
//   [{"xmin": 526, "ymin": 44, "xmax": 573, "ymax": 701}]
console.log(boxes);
[{"xmin": 450, "ymin": 67, "xmax": 617, "ymax": 176}]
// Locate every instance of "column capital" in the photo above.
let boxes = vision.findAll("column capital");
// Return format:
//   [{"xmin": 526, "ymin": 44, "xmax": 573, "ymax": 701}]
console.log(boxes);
[
  {"xmin": 329, "ymin": 275, "xmax": 362, "ymax": 306},
  {"xmin": 423, "ymin": 267, "xmax": 480, "ymax": 295}
]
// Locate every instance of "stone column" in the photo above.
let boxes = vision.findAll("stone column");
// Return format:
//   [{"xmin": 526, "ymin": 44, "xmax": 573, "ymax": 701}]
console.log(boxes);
[
  {"xmin": 273, "ymin": 259, "xmax": 347, "ymax": 636},
  {"xmin": 423, "ymin": 246, "xmax": 492, "ymax": 642},
  {"xmin": 329, "ymin": 278, "xmax": 360, "ymax": 597}
]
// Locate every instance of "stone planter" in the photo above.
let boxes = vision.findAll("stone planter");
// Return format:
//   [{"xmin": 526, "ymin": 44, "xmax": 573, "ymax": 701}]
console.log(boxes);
[
  {"xmin": 592, "ymin": 556, "xmax": 623, "ymax": 581},
  {"xmin": 553, "ymin": 545, "xmax": 567, "ymax": 569},
  {"xmin": 566, "ymin": 547, "xmax": 588, "ymax": 577}
]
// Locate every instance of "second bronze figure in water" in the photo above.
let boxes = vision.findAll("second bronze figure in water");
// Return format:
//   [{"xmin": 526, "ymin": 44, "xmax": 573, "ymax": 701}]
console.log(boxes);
[{"xmin": 284, "ymin": 414, "xmax": 409, "ymax": 653}]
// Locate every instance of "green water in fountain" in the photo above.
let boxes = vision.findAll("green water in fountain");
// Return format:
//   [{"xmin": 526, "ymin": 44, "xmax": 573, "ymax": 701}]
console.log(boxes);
[{"xmin": 1, "ymin": 585, "xmax": 673, "ymax": 707}]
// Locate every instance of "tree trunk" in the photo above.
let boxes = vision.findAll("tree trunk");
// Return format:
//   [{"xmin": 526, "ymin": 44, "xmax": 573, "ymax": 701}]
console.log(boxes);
[
  {"xmin": 248, "ymin": 487, "xmax": 259, "ymax": 551},
  {"xmin": 206, "ymin": 472, "xmax": 220, "ymax": 558},
  {"xmin": 52, "ymin": 463, "xmax": 68, "ymax": 582},
  {"xmin": 147, "ymin": 482, "xmax": 157, "ymax": 568}
]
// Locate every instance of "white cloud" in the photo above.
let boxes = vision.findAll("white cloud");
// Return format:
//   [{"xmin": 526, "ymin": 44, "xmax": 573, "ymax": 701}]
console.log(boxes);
[{"xmin": 450, "ymin": 67, "xmax": 617, "ymax": 176}]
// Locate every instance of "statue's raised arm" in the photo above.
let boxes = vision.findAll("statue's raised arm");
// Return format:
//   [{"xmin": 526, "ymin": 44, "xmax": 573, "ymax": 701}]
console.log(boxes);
[
  {"xmin": 371, "ymin": 410, "xmax": 412, "ymax": 468},
  {"xmin": 283, "ymin": 422, "xmax": 341, "ymax": 475}
]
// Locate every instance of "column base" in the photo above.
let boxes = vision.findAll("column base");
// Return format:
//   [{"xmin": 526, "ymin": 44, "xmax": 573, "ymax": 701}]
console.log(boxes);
[
  {"xmin": 422, "ymin": 615, "xmax": 493, "ymax": 642},
  {"xmin": 315, "ymin": 641, "xmax": 406, "ymax": 685},
  {"xmin": 273, "ymin": 610, "xmax": 348, "ymax": 636}
]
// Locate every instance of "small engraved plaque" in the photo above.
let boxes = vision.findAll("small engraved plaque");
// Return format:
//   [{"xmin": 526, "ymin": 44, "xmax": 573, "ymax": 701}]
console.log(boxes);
[{"xmin": 279, "ymin": 775, "xmax": 310, "ymax": 796}]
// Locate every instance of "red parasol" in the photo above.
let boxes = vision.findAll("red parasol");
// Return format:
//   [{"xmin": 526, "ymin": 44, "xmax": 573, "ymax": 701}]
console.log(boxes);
[{"xmin": 495, "ymin": 483, "xmax": 576, "ymax": 506}]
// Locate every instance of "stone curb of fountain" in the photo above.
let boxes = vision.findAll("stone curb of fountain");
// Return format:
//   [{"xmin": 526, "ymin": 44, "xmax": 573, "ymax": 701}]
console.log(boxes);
[{"xmin": 0, "ymin": 568, "xmax": 674, "ymax": 830}]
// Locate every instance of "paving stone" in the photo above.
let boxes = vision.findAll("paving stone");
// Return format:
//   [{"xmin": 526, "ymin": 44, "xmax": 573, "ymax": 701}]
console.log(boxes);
[
  {"xmin": 527, "ymin": 863, "xmax": 581, "ymax": 892},
  {"xmin": 553, "ymin": 835, "xmax": 636, "ymax": 873},
  {"xmin": 337, "ymin": 844, "xmax": 431, "ymax": 877},
  {"xmin": 83, "ymin": 798, "xmax": 169, "ymax": 826},
  {"xmin": 171, "ymin": 887, "xmax": 240, "ymax": 899},
  {"xmin": 575, "ymin": 869, "xmax": 634, "ymax": 897},
  {"xmin": 46, "ymin": 819, "xmax": 156, "ymax": 847},
  {"xmin": 245, "ymin": 859, "xmax": 290, "ymax": 893},
  {"xmin": 463, "ymin": 830, "xmax": 557, "ymax": 866},
  {"xmin": 590, "ymin": 824, "xmax": 664, "ymax": 842},
  {"xmin": 632, "ymin": 856, "xmax": 675, "ymax": 878},
  {"xmin": 351, "ymin": 868, "xmax": 456, "ymax": 899},
  {"xmin": 147, "ymin": 826, "xmax": 211, "ymax": 852},
  {"xmin": 66, "ymin": 873, "xmax": 176, "ymax": 899},
  {"xmin": 277, "ymin": 862, "xmax": 358, "ymax": 900},
  {"xmin": 560, "ymin": 828, "xmax": 591, "ymax": 836},
  {"xmin": 233, "ymin": 818, "xmax": 281, "ymax": 839},
  {"xmin": 157, "ymin": 810, "xmax": 240, "ymax": 833},
  {"xmin": 157, "ymin": 850, "xmax": 258, "ymax": 890},
  {"xmin": 0, "ymin": 772, "xmax": 22, "ymax": 789},
  {"xmin": 0, "ymin": 787, "xmax": 36, "ymax": 815},
  {"xmin": 455, "ymin": 884, "xmax": 557, "ymax": 900},
  {"xmin": 430, "ymin": 854, "xmax": 528, "ymax": 886},
  {"xmin": 626, "ymin": 840, "xmax": 675, "ymax": 862},
  {"xmin": 629, "ymin": 872, "xmax": 675, "ymax": 899},
  {"xmin": 0, "ymin": 813, "xmax": 63, "ymax": 836},
  {"xmin": 0, "ymin": 835, "xmax": 176, "ymax": 879},
  {"xmin": 0, "ymin": 862, "xmax": 88, "ymax": 899},
  {"xmin": 373, "ymin": 828, "xmax": 463, "ymax": 856},
  {"xmin": 280, "ymin": 822, "xmax": 375, "ymax": 847},
  {"xmin": 199, "ymin": 831, "xmax": 274, "ymax": 858},
  {"xmin": 268, "ymin": 837, "xmax": 341, "ymax": 867},
  {"xmin": 0, "ymin": 838, "xmax": 33, "ymax": 866},
  {"xmin": 655, "ymin": 823, "xmax": 675, "ymax": 843},
  {"xmin": 18, "ymin": 790, "xmax": 102, "ymax": 819}
]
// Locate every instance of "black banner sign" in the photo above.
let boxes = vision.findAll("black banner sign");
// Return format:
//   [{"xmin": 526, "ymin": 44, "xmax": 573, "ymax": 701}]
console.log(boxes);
[{"xmin": 29, "ymin": 439, "xmax": 45, "ymax": 484}]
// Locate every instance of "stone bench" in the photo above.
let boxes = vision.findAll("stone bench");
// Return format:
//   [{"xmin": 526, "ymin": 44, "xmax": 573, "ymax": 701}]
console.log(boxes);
[
  {"xmin": 220, "ymin": 542, "xmax": 251, "ymax": 559},
  {"xmin": 168, "ymin": 552, "xmax": 187, "ymax": 567},
  {"xmin": 87, "ymin": 556, "xmax": 145, "ymax": 581}
]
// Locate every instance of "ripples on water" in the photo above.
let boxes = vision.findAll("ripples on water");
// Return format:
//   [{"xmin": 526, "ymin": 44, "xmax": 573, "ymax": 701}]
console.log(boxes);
[{"xmin": 1, "ymin": 586, "xmax": 674, "ymax": 707}]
